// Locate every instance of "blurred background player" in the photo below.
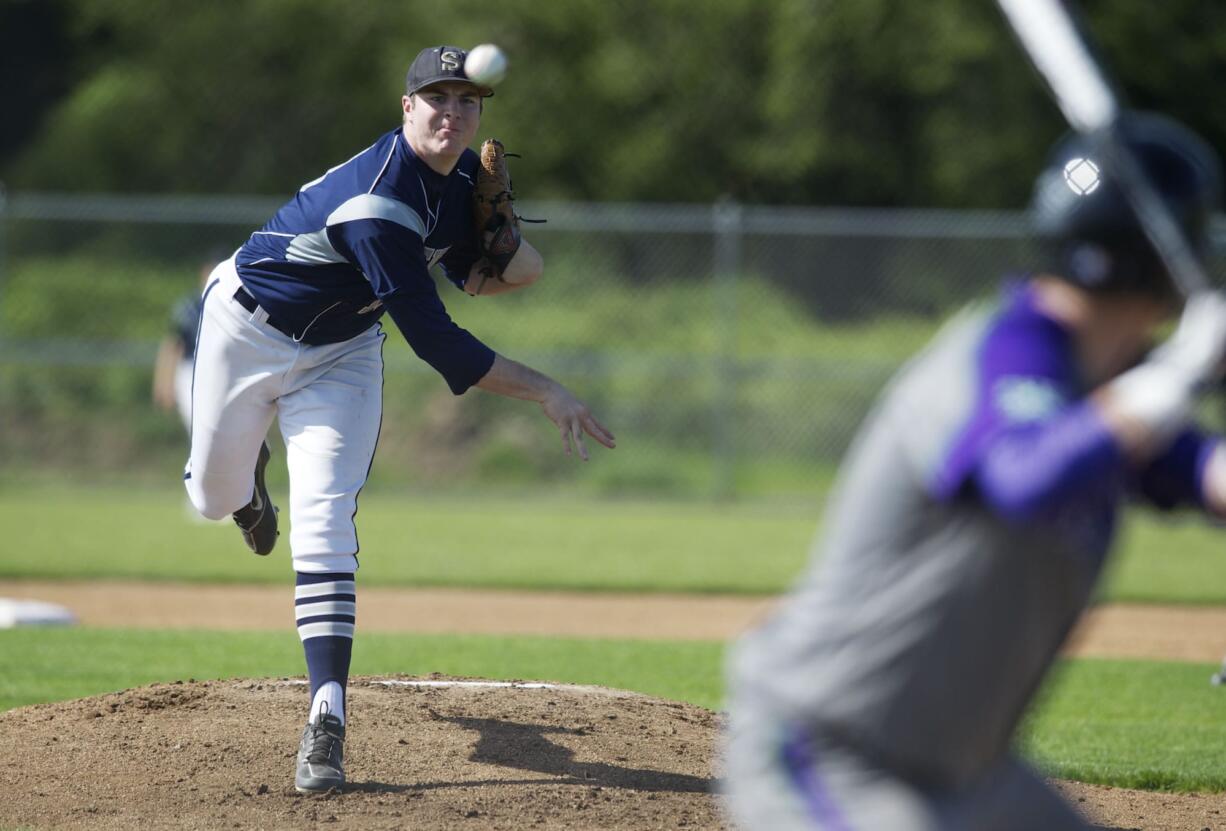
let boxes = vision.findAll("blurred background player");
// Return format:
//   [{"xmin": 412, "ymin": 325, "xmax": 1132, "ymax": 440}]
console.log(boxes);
[
  {"xmin": 722, "ymin": 112, "xmax": 1226, "ymax": 830},
  {"xmin": 152, "ymin": 257, "xmax": 219, "ymax": 433},
  {"xmin": 184, "ymin": 45, "xmax": 615, "ymax": 794}
]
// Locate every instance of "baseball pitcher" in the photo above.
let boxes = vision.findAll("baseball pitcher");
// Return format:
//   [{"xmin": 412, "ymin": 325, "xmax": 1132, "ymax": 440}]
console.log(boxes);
[{"xmin": 184, "ymin": 45, "xmax": 615, "ymax": 794}]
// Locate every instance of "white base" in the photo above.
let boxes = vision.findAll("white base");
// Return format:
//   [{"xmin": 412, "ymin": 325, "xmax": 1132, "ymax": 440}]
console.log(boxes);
[{"xmin": 0, "ymin": 598, "xmax": 78, "ymax": 629}]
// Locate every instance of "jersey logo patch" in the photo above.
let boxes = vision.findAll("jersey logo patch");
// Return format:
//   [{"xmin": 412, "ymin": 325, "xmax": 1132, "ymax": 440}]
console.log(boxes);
[
  {"xmin": 424, "ymin": 245, "xmax": 450, "ymax": 268},
  {"xmin": 993, "ymin": 376, "xmax": 1064, "ymax": 423}
]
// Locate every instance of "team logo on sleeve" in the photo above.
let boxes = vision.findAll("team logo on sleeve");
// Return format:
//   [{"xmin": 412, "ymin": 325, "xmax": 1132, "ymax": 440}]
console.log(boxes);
[
  {"xmin": 992, "ymin": 376, "xmax": 1065, "ymax": 423},
  {"xmin": 424, "ymin": 245, "xmax": 450, "ymax": 268}
]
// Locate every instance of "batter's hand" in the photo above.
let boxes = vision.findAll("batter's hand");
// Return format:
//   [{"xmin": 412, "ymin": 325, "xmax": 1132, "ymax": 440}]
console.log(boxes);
[
  {"xmin": 1157, "ymin": 290, "xmax": 1226, "ymax": 382},
  {"xmin": 540, "ymin": 388, "xmax": 616, "ymax": 461}
]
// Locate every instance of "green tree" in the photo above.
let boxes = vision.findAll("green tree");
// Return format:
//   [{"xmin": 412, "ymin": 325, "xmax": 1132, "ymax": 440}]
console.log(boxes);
[{"xmin": 6, "ymin": 0, "xmax": 1225, "ymax": 208}]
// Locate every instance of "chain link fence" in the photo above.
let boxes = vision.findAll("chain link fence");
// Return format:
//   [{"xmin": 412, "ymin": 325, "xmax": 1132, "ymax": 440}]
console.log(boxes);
[{"xmin": 3, "ymin": 192, "xmax": 1222, "ymax": 499}]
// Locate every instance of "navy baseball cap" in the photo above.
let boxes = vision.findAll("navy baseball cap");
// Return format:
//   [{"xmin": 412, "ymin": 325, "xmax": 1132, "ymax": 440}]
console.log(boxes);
[{"xmin": 405, "ymin": 45, "xmax": 493, "ymax": 97}]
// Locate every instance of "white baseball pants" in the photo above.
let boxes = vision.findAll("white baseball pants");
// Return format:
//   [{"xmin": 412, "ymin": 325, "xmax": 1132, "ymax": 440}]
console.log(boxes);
[{"xmin": 185, "ymin": 257, "xmax": 384, "ymax": 573}]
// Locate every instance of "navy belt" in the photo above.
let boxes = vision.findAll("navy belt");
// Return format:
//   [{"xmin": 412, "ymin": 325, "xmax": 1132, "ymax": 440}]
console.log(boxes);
[{"xmin": 233, "ymin": 287, "xmax": 295, "ymax": 339}]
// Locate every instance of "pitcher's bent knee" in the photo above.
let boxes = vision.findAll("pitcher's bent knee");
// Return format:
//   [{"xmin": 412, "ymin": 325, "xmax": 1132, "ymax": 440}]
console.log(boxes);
[{"xmin": 185, "ymin": 473, "xmax": 250, "ymax": 520}]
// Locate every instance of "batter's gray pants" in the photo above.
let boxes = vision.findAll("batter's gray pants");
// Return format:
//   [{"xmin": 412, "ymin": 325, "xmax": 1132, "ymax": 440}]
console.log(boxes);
[{"xmin": 721, "ymin": 702, "xmax": 1093, "ymax": 831}]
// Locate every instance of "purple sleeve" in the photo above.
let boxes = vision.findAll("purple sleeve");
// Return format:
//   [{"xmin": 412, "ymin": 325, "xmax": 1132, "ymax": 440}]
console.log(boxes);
[
  {"xmin": 974, "ymin": 404, "xmax": 1125, "ymax": 522},
  {"xmin": 931, "ymin": 293, "xmax": 1128, "ymax": 523},
  {"xmin": 1132, "ymin": 428, "xmax": 1218, "ymax": 510},
  {"xmin": 329, "ymin": 218, "xmax": 495, "ymax": 394}
]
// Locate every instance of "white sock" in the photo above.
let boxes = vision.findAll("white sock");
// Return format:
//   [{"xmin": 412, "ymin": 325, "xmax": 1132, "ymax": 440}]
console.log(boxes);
[{"xmin": 310, "ymin": 681, "xmax": 345, "ymax": 726}]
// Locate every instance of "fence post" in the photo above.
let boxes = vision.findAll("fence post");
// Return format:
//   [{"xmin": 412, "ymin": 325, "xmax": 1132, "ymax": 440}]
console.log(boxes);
[{"xmin": 712, "ymin": 197, "xmax": 743, "ymax": 499}]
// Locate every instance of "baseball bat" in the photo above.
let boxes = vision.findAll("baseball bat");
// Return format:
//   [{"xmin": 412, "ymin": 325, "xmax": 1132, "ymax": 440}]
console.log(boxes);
[{"xmin": 995, "ymin": 0, "xmax": 1210, "ymax": 296}]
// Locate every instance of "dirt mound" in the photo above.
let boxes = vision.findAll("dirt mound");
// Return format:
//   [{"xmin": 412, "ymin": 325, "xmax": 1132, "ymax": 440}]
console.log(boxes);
[
  {"xmin": 4, "ymin": 674, "xmax": 1223, "ymax": 829},
  {"xmin": 0, "ymin": 676, "xmax": 727, "ymax": 830},
  {"xmin": 1054, "ymin": 781, "xmax": 1226, "ymax": 831}
]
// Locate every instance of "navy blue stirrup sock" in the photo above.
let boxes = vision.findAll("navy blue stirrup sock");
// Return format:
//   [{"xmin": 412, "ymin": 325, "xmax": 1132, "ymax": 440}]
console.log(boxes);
[{"xmin": 294, "ymin": 572, "xmax": 355, "ymax": 718}]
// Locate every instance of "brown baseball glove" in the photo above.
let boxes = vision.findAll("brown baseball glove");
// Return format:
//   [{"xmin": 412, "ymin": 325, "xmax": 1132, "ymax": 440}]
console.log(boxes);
[{"xmin": 473, "ymin": 138, "xmax": 523, "ymax": 275}]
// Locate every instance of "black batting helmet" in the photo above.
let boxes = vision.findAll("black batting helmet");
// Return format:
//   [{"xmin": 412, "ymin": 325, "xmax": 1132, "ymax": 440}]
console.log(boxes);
[{"xmin": 1030, "ymin": 111, "xmax": 1222, "ymax": 297}]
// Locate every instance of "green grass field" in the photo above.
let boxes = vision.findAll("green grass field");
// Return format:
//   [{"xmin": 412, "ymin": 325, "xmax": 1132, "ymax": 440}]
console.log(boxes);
[
  {"xmin": 0, "ymin": 627, "xmax": 724, "ymax": 714},
  {"xmin": 1021, "ymin": 658, "xmax": 1226, "ymax": 791},
  {"xmin": 3, "ymin": 480, "xmax": 1226, "ymax": 601},
  {"xmin": 0, "ymin": 482, "xmax": 817, "ymax": 593},
  {"xmin": 5, "ymin": 482, "xmax": 1226, "ymax": 793}
]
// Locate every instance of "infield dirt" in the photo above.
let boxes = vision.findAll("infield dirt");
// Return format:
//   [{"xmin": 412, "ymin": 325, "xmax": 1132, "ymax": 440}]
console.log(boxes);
[{"xmin": 7, "ymin": 580, "xmax": 1226, "ymax": 660}]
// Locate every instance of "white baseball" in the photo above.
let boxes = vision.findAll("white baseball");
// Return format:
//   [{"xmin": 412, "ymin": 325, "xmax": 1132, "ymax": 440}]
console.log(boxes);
[{"xmin": 465, "ymin": 44, "xmax": 508, "ymax": 87}]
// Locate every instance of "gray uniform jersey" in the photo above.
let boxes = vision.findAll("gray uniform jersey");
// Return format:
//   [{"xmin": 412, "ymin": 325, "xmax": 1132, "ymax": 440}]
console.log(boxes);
[{"xmin": 730, "ymin": 298, "xmax": 1110, "ymax": 788}]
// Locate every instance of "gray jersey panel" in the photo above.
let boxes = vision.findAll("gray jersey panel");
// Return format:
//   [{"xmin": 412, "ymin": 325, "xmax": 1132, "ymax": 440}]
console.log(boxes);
[{"xmin": 730, "ymin": 307, "xmax": 1099, "ymax": 788}]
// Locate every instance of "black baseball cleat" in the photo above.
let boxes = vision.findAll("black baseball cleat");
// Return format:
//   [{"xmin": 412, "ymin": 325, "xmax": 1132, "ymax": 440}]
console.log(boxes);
[
  {"xmin": 232, "ymin": 441, "xmax": 278, "ymax": 556},
  {"xmin": 295, "ymin": 713, "xmax": 345, "ymax": 793}
]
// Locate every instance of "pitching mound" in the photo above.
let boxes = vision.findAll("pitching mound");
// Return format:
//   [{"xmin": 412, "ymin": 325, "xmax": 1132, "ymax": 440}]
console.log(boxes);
[
  {"xmin": 4, "ymin": 676, "xmax": 1222, "ymax": 830},
  {"xmin": 0, "ymin": 676, "xmax": 727, "ymax": 830}
]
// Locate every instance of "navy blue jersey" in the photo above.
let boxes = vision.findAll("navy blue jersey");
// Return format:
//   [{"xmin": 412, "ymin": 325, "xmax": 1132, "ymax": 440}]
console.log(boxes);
[
  {"xmin": 170, "ymin": 293, "xmax": 204, "ymax": 356},
  {"xmin": 235, "ymin": 127, "xmax": 493, "ymax": 394}
]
